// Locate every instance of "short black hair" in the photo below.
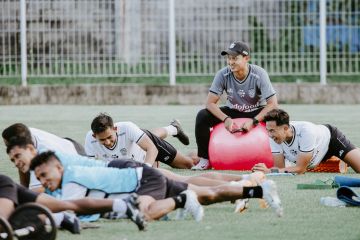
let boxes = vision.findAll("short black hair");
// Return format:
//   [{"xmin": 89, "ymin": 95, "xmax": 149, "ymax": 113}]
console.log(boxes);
[
  {"xmin": 91, "ymin": 113, "xmax": 114, "ymax": 134},
  {"xmin": 6, "ymin": 137, "xmax": 34, "ymax": 154},
  {"xmin": 2, "ymin": 123, "xmax": 32, "ymax": 146},
  {"xmin": 263, "ymin": 109, "xmax": 290, "ymax": 126},
  {"xmin": 30, "ymin": 151, "xmax": 60, "ymax": 171}
]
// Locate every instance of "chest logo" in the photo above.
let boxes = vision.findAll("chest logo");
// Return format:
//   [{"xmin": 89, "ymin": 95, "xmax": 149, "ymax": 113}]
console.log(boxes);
[
  {"xmin": 248, "ymin": 88, "xmax": 255, "ymax": 98},
  {"xmin": 237, "ymin": 89, "xmax": 245, "ymax": 97},
  {"xmin": 120, "ymin": 148, "xmax": 127, "ymax": 156}
]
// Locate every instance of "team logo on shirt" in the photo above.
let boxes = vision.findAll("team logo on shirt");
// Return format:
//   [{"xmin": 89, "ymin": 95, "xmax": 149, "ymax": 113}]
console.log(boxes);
[
  {"xmin": 227, "ymin": 88, "xmax": 233, "ymax": 93},
  {"xmin": 290, "ymin": 150, "xmax": 298, "ymax": 156},
  {"xmin": 237, "ymin": 89, "xmax": 245, "ymax": 97},
  {"xmin": 248, "ymin": 88, "xmax": 255, "ymax": 98},
  {"xmin": 111, "ymin": 154, "xmax": 119, "ymax": 159},
  {"xmin": 120, "ymin": 148, "xmax": 127, "ymax": 156}
]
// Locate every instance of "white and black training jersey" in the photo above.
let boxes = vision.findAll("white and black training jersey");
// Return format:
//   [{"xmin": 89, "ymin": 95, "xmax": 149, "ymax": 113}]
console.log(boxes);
[
  {"xmin": 84, "ymin": 122, "xmax": 146, "ymax": 163},
  {"xmin": 29, "ymin": 128, "xmax": 80, "ymax": 189},
  {"xmin": 209, "ymin": 64, "xmax": 276, "ymax": 113},
  {"xmin": 269, "ymin": 121, "xmax": 331, "ymax": 168}
]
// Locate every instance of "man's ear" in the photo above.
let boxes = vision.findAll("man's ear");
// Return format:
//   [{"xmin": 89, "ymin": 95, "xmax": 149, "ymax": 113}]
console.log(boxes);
[
  {"xmin": 92, "ymin": 133, "xmax": 96, "ymax": 138},
  {"xmin": 28, "ymin": 144, "xmax": 37, "ymax": 155},
  {"xmin": 113, "ymin": 126, "xmax": 117, "ymax": 131}
]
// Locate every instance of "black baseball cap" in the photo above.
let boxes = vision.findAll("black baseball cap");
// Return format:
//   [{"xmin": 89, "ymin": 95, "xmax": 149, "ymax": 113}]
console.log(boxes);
[{"xmin": 221, "ymin": 41, "xmax": 250, "ymax": 57}]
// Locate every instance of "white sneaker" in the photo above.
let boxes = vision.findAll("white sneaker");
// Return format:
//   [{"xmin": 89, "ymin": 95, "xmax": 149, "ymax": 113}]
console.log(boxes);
[
  {"xmin": 260, "ymin": 180, "xmax": 283, "ymax": 217},
  {"xmin": 191, "ymin": 158, "xmax": 211, "ymax": 170},
  {"xmin": 182, "ymin": 190, "xmax": 204, "ymax": 222},
  {"xmin": 234, "ymin": 198, "xmax": 249, "ymax": 213}
]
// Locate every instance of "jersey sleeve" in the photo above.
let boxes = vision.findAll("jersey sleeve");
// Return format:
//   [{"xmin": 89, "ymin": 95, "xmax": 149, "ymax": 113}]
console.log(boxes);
[
  {"xmin": 257, "ymin": 67, "xmax": 276, "ymax": 101},
  {"xmin": 209, "ymin": 69, "xmax": 226, "ymax": 96},
  {"xmin": 61, "ymin": 182, "xmax": 87, "ymax": 200},
  {"xmin": 123, "ymin": 122, "xmax": 145, "ymax": 143},
  {"xmin": 269, "ymin": 138, "xmax": 283, "ymax": 154},
  {"xmin": 84, "ymin": 131, "xmax": 97, "ymax": 158},
  {"xmin": 298, "ymin": 126, "xmax": 316, "ymax": 153}
]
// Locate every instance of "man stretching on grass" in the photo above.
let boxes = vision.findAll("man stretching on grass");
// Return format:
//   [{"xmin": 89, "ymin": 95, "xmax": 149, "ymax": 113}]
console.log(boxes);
[
  {"xmin": 0, "ymin": 174, "xmax": 147, "ymax": 231},
  {"xmin": 252, "ymin": 108, "xmax": 360, "ymax": 174},
  {"xmin": 85, "ymin": 113, "xmax": 261, "ymax": 187},
  {"xmin": 30, "ymin": 151, "xmax": 284, "ymax": 222}
]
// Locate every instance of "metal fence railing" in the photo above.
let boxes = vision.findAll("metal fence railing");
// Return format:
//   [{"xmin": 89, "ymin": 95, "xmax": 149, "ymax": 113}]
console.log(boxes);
[{"xmin": 0, "ymin": 0, "xmax": 359, "ymax": 85}]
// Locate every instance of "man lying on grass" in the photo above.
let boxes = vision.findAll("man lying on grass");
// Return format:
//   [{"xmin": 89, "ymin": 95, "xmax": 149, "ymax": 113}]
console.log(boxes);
[
  {"xmin": 253, "ymin": 108, "xmax": 360, "ymax": 174},
  {"xmin": 30, "ymin": 151, "xmax": 284, "ymax": 223}
]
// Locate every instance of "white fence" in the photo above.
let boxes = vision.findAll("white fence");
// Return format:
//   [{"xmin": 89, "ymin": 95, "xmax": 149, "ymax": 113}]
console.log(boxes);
[{"xmin": 0, "ymin": 0, "xmax": 359, "ymax": 85}]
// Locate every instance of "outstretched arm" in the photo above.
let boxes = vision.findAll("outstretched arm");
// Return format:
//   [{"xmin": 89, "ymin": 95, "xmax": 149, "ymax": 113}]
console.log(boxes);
[{"xmin": 36, "ymin": 193, "xmax": 114, "ymax": 214}]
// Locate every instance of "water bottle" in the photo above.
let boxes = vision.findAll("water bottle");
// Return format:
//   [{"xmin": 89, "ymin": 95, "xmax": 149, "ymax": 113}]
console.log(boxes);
[{"xmin": 320, "ymin": 197, "xmax": 346, "ymax": 207}]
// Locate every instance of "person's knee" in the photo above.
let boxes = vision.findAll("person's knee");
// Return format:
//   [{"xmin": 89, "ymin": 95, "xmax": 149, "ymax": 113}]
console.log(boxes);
[{"xmin": 196, "ymin": 109, "xmax": 211, "ymax": 126}]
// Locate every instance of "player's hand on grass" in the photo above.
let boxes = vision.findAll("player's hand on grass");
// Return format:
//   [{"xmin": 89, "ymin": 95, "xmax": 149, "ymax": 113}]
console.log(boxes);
[{"xmin": 252, "ymin": 163, "xmax": 270, "ymax": 173}]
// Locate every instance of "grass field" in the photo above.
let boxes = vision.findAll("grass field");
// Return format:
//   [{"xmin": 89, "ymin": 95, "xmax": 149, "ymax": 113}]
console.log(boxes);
[{"xmin": 0, "ymin": 104, "xmax": 360, "ymax": 240}]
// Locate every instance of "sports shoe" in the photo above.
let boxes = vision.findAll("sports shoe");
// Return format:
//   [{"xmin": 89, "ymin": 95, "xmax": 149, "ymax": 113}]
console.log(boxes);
[
  {"xmin": 170, "ymin": 119, "xmax": 190, "ymax": 145},
  {"xmin": 234, "ymin": 198, "xmax": 249, "ymax": 213},
  {"xmin": 60, "ymin": 212, "xmax": 81, "ymax": 234},
  {"xmin": 125, "ymin": 193, "xmax": 147, "ymax": 231},
  {"xmin": 182, "ymin": 190, "xmax": 204, "ymax": 222},
  {"xmin": 191, "ymin": 158, "xmax": 211, "ymax": 170},
  {"xmin": 260, "ymin": 180, "xmax": 283, "ymax": 217}
]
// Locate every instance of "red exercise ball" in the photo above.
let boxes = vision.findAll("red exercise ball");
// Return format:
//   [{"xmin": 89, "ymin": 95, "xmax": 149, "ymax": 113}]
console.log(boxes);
[{"xmin": 209, "ymin": 118, "xmax": 273, "ymax": 170}]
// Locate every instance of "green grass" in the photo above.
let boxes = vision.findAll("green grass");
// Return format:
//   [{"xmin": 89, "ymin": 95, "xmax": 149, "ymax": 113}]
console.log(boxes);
[{"xmin": 1, "ymin": 105, "xmax": 360, "ymax": 240}]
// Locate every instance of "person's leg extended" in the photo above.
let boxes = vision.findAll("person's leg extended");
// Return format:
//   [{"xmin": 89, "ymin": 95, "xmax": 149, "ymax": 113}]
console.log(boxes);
[
  {"xmin": 137, "ymin": 195, "xmax": 176, "ymax": 220},
  {"xmin": 159, "ymin": 168, "xmax": 265, "ymax": 187},
  {"xmin": 170, "ymin": 152, "xmax": 198, "ymax": 169},
  {"xmin": 343, "ymin": 148, "xmax": 360, "ymax": 173},
  {"xmin": 188, "ymin": 180, "xmax": 283, "ymax": 217}
]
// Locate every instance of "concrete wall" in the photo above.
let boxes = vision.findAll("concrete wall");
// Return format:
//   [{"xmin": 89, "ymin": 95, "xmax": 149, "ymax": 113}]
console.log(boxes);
[{"xmin": 0, "ymin": 83, "xmax": 360, "ymax": 105}]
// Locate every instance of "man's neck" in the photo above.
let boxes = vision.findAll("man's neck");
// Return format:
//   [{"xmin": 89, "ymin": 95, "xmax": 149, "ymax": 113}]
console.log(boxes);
[{"xmin": 233, "ymin": 65, "xmax": 249, "ymax": 81}]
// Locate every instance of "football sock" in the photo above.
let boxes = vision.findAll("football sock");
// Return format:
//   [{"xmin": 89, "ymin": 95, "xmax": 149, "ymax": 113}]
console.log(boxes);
[
  {"xmin": 243, "ymin": 186, "xmax": 263, "ymax": 198},
  {"xmin": 172, "ymin": 193, "xmax": 187, "ymax": 209},
  {"xmin": 164, "ymin": 125, "xmax": 178, "ymax": 136},
  {"xmin": 52, "ymin": 212, "xmax": 65, "ymax": 227},
  {"xmin": 112, "ymin": 198, "xmax": 127, "ymax": 216}
]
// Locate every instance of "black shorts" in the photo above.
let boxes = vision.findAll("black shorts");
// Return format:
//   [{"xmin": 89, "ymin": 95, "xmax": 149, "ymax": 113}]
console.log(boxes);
[
  {"xmin": 107, "ymin": 160, "xmax": 188, "ymax": 200},
  {"xmin": 142, "ymin": 129, "xmax": 177, "ymax": 165},
  {"xmin": 323, "ymin": 124, "xmax": 356, "ymax": 160},
  {"xmin": 0, "ymin": 175, "xmax": 39, "ymax": 206},
  {"xmin": 64, "ymin": 137, "xmax": 87, "ymax": 156}
]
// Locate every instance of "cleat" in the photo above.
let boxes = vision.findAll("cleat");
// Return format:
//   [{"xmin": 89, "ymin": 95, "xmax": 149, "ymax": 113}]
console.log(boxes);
[
  {"xmin": 170, "ymin": 119, "xmax": 190, "ymax": 145},
  {"xmin": 125, "ymin": 193, "xmax": 147, "ymax": 231},
  {"xmin": 191, "ymin": 158, "xmax": 211, "ymax": 170},
  {"xmin": 182, "ymin": 190, "xmax": 204, "ymax": 222},
  {"xmin": 260, "ymin": 180, "xmax": 283, "ymax": 217},
  {"xmin": 60, "ymin": 212, "xmax": 81, "ymax": 234},
  {"xmin": 234, "ymin": 199, "xmax": 249, "ymax": 213},
  {"xmin": 175, "ymin": 208, "xmax": 187, "ymax": 220}
]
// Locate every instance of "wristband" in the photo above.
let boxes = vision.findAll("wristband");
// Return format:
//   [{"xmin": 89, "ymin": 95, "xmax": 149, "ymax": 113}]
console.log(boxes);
[
  {"xmin": 270, "ymin": 168, "xmax": 279, "ymax": 173},
  {"xmin": 223, "ymin": 116, "xmax": 230, "ymax": 122}
]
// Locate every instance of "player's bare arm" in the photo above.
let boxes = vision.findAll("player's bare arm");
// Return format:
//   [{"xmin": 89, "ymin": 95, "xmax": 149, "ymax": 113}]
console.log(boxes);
[
  {"xmin": 137, "ymin": 134, "xmax": 159, "ymax": 167},
  {"xmin": 206, "ymin": 92, "xmax": 238, "ymax": 132}
]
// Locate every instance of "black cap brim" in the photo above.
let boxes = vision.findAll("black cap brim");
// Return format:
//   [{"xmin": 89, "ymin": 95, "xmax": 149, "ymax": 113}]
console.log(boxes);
[{"xmin": 221, "ymin": 49, "xmax": 240, "ymax": 56}]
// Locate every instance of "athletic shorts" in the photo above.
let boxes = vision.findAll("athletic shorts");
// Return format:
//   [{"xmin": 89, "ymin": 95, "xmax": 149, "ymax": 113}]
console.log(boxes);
[
  {"xmin": 323, "ymin": 124, "xmax": 356, "ymax": 160},
  {"xmin": 63, "ymin": 137, "xmax": 87, "ymax": 156},
  {"xmin": 107, "ymin": 160, "xmax": 188, "ymax": 200},
  {"xmin": 0, "ymin": 175, "xmax": 39, "ymax": 206},
  {"xmin": 142, "ymin": 129, "xmax": 177, "ymax": 165}
]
